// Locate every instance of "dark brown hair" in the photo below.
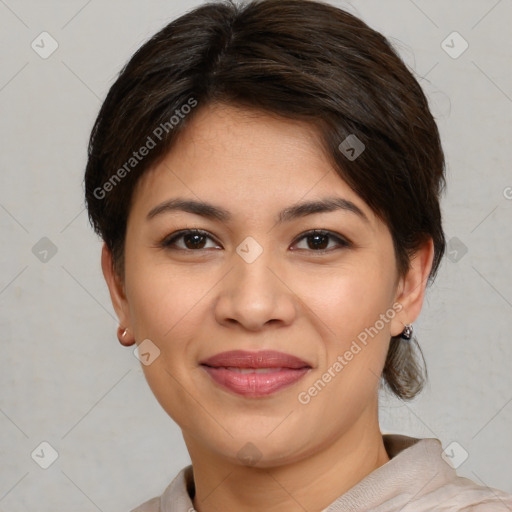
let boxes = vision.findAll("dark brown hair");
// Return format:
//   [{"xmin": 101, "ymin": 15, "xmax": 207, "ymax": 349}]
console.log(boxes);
[{"xmin": 84, "ymin": 0, "xmax": 446, "ymax": 400}]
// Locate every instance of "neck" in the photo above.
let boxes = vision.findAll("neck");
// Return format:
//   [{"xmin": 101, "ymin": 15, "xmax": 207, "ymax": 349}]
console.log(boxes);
[{"xmin": 184, "ymin": 408, "xmax": 390, "ymax": 512}]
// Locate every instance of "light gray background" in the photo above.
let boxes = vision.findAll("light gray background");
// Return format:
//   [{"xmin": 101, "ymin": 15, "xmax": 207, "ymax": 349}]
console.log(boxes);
[{"xmin": 1, "ymin": 0, "xmax": 511, "ymax": 510}]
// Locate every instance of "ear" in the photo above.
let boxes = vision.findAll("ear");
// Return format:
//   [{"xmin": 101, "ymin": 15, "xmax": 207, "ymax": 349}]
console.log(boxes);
[
  {"xmin": 390, "ymin": 237, "xmax": 435, "ymax": 337},
  {"xmin": 101, "ymin": 243, "xmax": 134, "ymax": 346}
]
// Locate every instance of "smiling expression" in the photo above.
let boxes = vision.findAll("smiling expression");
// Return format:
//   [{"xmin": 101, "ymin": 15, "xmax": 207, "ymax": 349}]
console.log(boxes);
[{"xmin": 108, "ymin": 102, "xmax": 411, "ymax": 466}]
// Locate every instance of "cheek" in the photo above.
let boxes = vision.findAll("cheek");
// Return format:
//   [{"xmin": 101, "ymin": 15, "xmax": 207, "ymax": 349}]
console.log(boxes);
[
  {"xmin": 124, "ymin": 263, "xmax": 209, "ymax": 428},
  {"xmin": 126, "ymin": 265, "xmax": 204, "ymax": 342},
  {"xmin": 291, "ymin": 260, "xmax": 394, "ymax": 345},
  {"xmin": 292, "ymin": 265, "xmax": 393, "ymax": 423}
]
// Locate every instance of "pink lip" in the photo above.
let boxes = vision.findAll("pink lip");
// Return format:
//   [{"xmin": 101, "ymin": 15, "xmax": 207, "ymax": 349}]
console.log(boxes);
[
  {"xmin": 200, "ymin": 350, "xmax": 312, "ymax": 397},
  {"xmin": 200, "ymin": 350, "xmax": 310, "ymax": 369}
]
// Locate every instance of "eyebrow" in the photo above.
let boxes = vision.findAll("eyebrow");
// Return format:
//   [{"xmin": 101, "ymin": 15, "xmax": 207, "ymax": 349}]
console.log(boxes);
[{"xmin": 147, "ymin": 196, "xmax": 370, "ymax": 225}]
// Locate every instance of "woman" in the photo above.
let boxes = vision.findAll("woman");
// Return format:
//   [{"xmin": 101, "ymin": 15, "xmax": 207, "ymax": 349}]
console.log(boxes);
[{"xmin": 84, "ymin": 0, "xmax": 512, "ymax": 510}]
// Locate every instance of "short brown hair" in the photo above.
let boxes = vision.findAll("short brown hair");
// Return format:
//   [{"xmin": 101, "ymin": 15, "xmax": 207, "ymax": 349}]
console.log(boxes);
[{"xmin": 84, "ymin": 0, "xmax": 446, "ymax": 400}]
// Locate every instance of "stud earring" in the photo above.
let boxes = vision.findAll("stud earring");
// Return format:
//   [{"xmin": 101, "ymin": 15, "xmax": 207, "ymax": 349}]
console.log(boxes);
[
  {"xmin": 117, "ymin": 326, "xmax": 134, "ymax": 346},
  {"xmin": 400, "ymin": 323, "xmax": 413, "ymax": 340}
]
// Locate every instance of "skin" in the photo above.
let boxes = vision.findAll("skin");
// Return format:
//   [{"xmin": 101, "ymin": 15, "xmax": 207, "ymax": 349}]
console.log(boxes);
[{"xmin": 102, "ymin": 102, "xmax": 434, "ymax": 512}]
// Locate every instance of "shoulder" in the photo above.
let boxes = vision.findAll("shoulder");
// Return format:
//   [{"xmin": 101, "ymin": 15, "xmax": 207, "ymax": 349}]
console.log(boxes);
[
  {"xmin": 409, "ymin": 474, "xmax": 512, "ymax": 511},
  {"xmin": 381, "ymin": 435, "xmax": 512, "ymax": 511}
]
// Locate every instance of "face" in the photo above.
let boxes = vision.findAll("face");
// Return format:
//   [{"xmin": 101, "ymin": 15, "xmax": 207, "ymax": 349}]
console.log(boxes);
[{"xmin": 106, "ymin": 103, "xmax": 421, "ymax": 467}]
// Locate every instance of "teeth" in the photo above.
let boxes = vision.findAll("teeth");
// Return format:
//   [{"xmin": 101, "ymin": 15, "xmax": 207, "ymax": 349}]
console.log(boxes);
[{"xmin": 225, "ymin": 367, "xmax": 284, "ymax": 374}]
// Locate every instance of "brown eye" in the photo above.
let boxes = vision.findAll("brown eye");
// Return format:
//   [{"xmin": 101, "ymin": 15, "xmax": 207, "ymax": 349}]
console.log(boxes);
[
  {"xmin": 182, "ymin": 232, "xmax": 207, "ymax": 249},
  {"xmin": 161, "ymin": 229, "xmax": 220, "ymax": 251},
  {"xmin": 292, "ymin": 230, "xmax": 350, "ymax": 253}
]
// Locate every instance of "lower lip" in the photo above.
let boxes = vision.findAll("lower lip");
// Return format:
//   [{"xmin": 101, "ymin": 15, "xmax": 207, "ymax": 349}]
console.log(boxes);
[{"xmin": 201, "ymin": 366, "xmax": 310, "ymax": 397}]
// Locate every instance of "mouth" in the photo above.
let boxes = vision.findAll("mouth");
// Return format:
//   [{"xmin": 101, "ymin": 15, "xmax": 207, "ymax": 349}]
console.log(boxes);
[
  {"xmin": 199, "ymin": 350, "xmax": 312, "ymax": 397},
  {"xmin": 215, "ymin": 367, "xmax": 290, "ymax": 373}
]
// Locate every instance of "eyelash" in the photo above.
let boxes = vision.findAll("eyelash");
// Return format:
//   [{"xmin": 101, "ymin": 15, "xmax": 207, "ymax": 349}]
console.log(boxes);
[{"xmin": 159, "ymin": 228, "xmax": 351, "ymax": 254}]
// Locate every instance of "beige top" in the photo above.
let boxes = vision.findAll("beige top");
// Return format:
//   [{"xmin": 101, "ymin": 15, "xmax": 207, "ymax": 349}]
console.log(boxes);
[{"xmin": 130, "ymin": 434, "xmax": 512, "ymax": 511}]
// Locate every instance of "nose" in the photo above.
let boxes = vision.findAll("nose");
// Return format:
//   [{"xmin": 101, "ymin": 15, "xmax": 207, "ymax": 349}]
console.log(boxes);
[{"xmin": 213, "ymin": 239, "xmax": 297, "ymax": 331}]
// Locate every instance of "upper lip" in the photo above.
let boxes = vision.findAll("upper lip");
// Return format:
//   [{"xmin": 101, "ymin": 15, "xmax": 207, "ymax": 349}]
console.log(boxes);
[{"xmin": 200, "ymin": 350, "xmax": 311, "ymax": 369}]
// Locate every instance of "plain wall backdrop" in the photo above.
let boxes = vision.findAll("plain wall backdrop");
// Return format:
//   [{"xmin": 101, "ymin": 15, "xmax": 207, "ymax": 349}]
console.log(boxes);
[{"xmin": 1, "ymin": 0, "xmax": 511, "ymax": 510}]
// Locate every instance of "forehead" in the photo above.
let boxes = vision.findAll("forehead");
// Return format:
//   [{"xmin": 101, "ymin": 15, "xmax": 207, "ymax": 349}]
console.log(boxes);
[
  {"xmin": 131, "ymin": 102, "xmax": 378, "ymax": 229},
  {"xmin": 170, "ymin": 102, "xmax": 329, "ymax": 177}
]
